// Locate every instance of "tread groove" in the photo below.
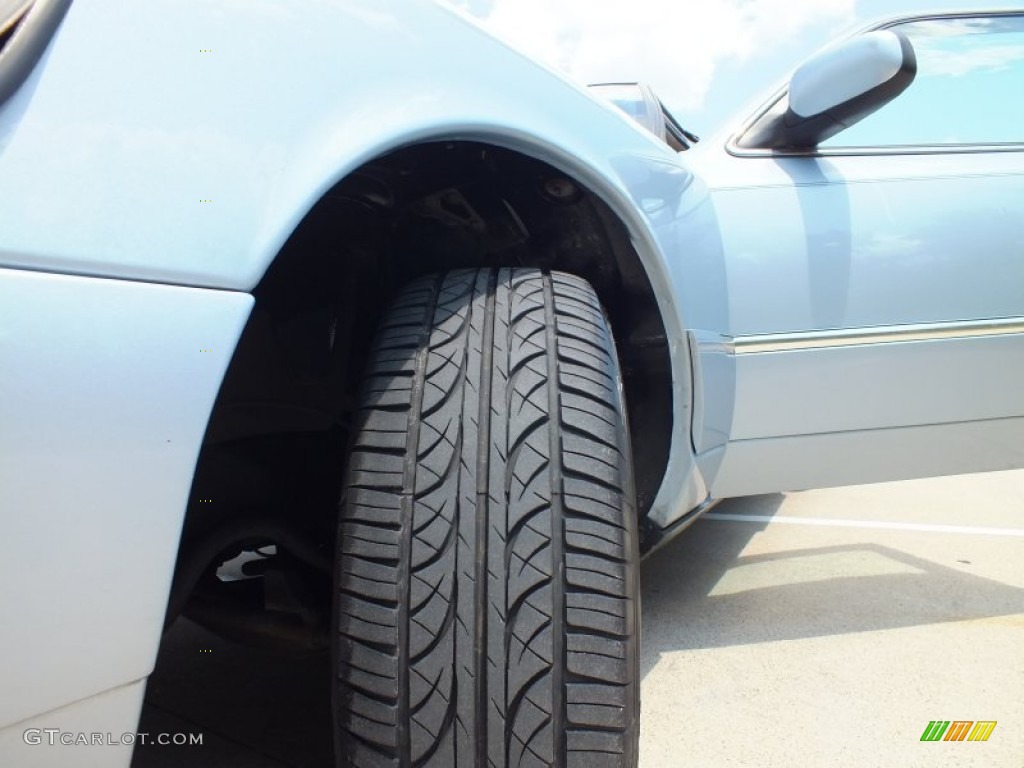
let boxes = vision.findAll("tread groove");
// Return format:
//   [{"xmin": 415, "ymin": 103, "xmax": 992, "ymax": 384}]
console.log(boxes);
[
  {"xmin": 397, "ymin": 273, "xmax": 444, "ymax": 768},
  {"xmin": 542, "ymin": 270, "xmax": 568, "ymax": 765},
  {"xmin": 474, "ymin": 269, "xmax": 498, "ymax": 768}
]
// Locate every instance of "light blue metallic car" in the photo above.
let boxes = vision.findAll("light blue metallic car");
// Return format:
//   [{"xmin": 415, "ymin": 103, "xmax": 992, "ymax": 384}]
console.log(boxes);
[{"xmin": 1, "ymin": 2, "xmax": 1021, "ymax": 766}]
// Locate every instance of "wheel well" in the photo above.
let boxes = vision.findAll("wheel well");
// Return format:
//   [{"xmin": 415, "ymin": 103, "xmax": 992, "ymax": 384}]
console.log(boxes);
[{"xmin": 170, "ymin": 140, "xmax": 672, "ymax": 641}]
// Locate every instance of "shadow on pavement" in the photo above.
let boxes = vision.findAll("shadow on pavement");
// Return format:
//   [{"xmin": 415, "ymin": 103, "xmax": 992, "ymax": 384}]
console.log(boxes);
[{"xmin": 640, "ymin": 494, "xmax": 1024, "ymax": 679}]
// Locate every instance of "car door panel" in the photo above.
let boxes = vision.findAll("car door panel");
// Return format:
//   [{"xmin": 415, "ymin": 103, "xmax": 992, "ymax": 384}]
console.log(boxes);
[
  {"xmin": 730, "ymin": 331, "xmax": 1024, "ymax": 440},
  {"xmin": 690, "ymin": 144, "xmax": 1024, "ymax": 497},
  {"xmin": 708, "ymin": 415, "xmax": 1024, "ymax": 498},
  {"xmin": 707, "ymin": 152, "xmax": 1024, "ymax": 334}
]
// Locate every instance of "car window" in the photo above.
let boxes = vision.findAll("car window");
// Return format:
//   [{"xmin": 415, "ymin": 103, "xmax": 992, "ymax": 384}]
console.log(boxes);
[{"xmin": 821, "ymin": 14, "xmax": 1024, "ymax": 148}]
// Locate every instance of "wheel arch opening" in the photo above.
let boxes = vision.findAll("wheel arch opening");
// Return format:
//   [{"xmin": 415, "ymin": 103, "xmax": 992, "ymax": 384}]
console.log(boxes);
[{"xmin": 170, "ymin": 139, "xmax": 673, "ymax": 645}]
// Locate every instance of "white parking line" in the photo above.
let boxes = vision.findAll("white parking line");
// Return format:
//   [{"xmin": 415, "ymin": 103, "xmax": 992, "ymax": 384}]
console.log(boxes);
[{"xmin": 703, "ymin": 513, "xmax": 1024, "ymax": 537}]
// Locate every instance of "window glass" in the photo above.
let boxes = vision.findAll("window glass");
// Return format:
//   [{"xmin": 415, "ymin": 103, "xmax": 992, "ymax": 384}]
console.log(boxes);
[{"xmin": 822, "ymin": 14, "xmax": 1024, "ymax": 147}]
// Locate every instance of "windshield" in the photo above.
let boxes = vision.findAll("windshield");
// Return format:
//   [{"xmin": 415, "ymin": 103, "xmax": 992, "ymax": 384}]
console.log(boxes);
[{"xmin": 588, "ymin": 82, "xmax": 698, "ymax": 151}]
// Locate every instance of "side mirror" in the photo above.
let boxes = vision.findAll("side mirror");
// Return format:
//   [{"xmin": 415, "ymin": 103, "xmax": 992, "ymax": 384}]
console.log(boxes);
[{"xmin": 738, "ymin": 30, "xmax": 916, "ymax": 150}]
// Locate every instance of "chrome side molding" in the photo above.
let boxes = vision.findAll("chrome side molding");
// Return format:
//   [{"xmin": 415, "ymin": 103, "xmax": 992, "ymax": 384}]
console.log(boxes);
[{"xmin": 732, "ymin": 317, "xmax": 1024, "ymax": 355}]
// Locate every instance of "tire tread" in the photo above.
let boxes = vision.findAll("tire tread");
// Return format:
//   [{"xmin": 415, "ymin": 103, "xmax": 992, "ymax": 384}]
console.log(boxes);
[{"xmin": 336, "ymin": 269, "xmax": 638, "ymax": 768}]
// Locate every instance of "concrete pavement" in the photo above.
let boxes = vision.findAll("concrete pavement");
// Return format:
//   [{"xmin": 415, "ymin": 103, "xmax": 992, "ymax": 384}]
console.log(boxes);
[
  {"xmin": 132, "ymin": 470, "xmax": 1024, "ymax": 767},
  {"xmin": 640, "ymin": 470, "xmax": 1024, "ymax": 767}
]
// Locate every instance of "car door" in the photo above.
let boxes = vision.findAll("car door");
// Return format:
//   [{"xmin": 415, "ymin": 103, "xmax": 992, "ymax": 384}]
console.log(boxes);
[{"xmin": 690, "ymin": 11, "xmax": 1024, "ymax": 498}]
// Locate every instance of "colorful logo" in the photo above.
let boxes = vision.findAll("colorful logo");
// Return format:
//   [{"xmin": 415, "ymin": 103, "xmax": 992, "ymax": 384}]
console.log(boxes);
[{"xmin": 920, "ymin": 721, "xmax": 997, "ymax": 742}]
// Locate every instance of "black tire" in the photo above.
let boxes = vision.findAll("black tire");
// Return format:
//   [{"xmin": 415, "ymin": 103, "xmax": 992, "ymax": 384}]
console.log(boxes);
[{"xmin": 334, "ymin": 268, "xmax": 640, "ymax": 768}]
